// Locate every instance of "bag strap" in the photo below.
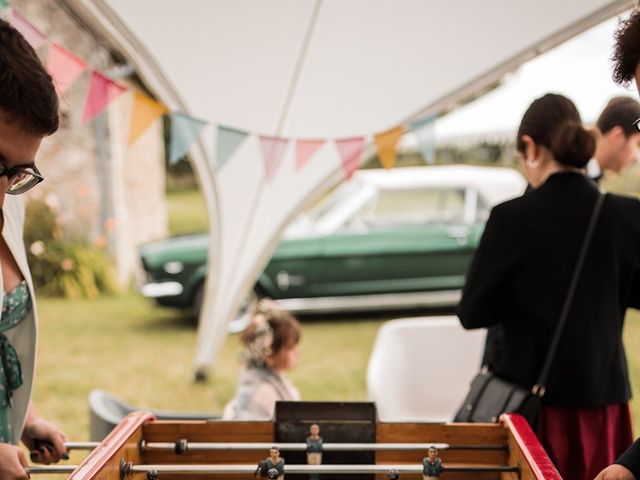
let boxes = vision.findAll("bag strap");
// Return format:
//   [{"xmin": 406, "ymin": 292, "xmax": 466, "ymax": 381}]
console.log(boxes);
[{"xmin": 532, "ymin": 192, "xmax": 605, "ymax": 396}]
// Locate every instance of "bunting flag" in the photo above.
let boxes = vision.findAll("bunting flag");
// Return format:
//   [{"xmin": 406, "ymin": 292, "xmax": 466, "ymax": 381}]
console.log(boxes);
[
  {"xmin": 10, "ymin": 9, "xmax": 47, "ymax": 49},
  {"xmin": 336, "ymin": 137, "xmax": 365, "ymax": 179},
  {"xmin": 410, "ymin": 114, "xmax": 438, "ymax": 164},
  {"xmin": 295, "ymin": 139, "xmax": 325, "ymax": 170},
  {"xmin": 169, "ymin": 112, "xmax": 208, "ymax": 165},
  {"xmin": 0, "ymin": 1, "xmax": 9, "ymax": 9},
  {"xmin": 374, "ymin": 126, "xmax": 404, "ymax": 169},
  {"xmin": 216, "ymin": 126, "xmax": 249, "ymax": 170},
  {"xmin": 81, "ymin": 71, "xmax": 126, "ymax": 123},
  {"xmin": 128, "ymin": 91, "xmax": 168, "ymax": 145},
  {"xmin": 47, "ymin": 43, "xmax": 88, "ymax": 95},
  {"xmin": 259, "ymin": 136, "xmax": 289, "ymax": 181}
]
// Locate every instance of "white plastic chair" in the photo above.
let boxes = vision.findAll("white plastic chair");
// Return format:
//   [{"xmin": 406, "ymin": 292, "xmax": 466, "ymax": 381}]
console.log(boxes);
[{"xmin": 366, "ymin": 316, "xmax": 485, "ymax": 422}]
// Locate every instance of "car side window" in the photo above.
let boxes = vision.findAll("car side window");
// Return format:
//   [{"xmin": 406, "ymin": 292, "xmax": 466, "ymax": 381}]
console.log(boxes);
[
  {"xmin": 474, "ymin": 196, "xmax": 490, "ymax": 223},
  {"xmin": 343, "ymin": 188, "xmax": 466, "ymax": 230}
]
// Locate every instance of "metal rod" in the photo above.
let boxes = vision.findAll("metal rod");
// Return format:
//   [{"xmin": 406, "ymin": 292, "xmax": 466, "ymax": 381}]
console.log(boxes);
[
  {"xmin": 129, "ymin": 463, "xmax": 519, "ymax": 475},
  {"xmin": 27, "ymin": 466, "xmax": 77, "ymax": 474},
  {"xmin": 66, "ymin": 441, "xmax": 100, "ymax": 450},
  {"xmin": 144, "ymin": 441, "xmax": 506, "ymax": 452},
  {"xmin": 26, "ymin": 463, "xmax": 519, "ymax": 476}
]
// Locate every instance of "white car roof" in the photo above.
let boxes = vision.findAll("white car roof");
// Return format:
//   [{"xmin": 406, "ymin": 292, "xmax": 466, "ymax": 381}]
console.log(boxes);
[{"xmin": 351, "ymin": 165, "xmax": 526, "ymax": 207}]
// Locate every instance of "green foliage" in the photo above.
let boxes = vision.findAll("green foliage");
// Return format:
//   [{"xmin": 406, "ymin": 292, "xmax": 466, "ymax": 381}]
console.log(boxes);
[{"xmin": 24, "ymin": 199, "xmax": 119, "ymax": 299}]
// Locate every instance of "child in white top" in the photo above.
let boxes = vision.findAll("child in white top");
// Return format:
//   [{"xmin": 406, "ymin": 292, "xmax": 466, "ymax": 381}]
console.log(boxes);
[{"xmin": 223, "ymin": 299, "xmax": 301, "ymax": 420}]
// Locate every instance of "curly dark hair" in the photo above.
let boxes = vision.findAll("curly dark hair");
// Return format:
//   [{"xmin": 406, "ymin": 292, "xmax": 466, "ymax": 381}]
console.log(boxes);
[
  {"xmin": 612, "ymin": 9, "xmax": 640, "ymax": 87},
  {"xmin": 0, "ymin": 18, "xmax": 58, "ymax": 135}
]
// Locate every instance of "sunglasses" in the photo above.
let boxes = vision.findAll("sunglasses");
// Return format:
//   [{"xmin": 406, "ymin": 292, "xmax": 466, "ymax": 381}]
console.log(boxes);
[{"xmin": 0, "ymin": 162, "xmax": 44, "ymax": 195}]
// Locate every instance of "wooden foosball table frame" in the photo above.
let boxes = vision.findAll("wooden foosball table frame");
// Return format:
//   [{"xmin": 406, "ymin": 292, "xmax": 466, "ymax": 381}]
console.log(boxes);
[{"xmin": 63, "ymin": 402, "xmax": 561, "ymax": 480}]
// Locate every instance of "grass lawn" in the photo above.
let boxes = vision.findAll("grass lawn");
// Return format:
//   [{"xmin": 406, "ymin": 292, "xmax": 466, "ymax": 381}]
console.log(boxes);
[
  {"xmin": 32, "ymin": 294, "xmax": 383, "ymax": 442},
  {"xmin": 166, "ymin": 188, "xmax": 208, "ymax": 236},
  {"xmin": 30, "ymin": 292, "xmax": 640, "ymax": 440}
]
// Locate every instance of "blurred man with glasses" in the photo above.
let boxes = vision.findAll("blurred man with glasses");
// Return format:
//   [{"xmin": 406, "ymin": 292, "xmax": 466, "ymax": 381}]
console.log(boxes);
[
  {"xmin": 0, "ymin": 17, "xmax": 68, "ymax": 480},
  {"xmin": 589, "ymin": 96, "xmax": 640, "ymax": 183}
]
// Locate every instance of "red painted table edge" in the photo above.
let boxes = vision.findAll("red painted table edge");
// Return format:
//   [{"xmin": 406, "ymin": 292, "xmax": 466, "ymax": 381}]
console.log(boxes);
[
  {"xmin": 501, "ymin": 413, "xmax": 562, "ymax": 479},
  {"xmin": 68, "ymin": 410, "xmax": 155, "ymax": 480}
]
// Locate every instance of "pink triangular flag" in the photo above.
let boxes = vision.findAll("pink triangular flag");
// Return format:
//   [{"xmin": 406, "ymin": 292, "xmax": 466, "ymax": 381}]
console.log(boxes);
[
  {"xmin": 47, "ymin": 43, "xmax": 87, "ymax": 94},
  {"xmin": 81, "ymin": 71, "xmax": 126, "ymax": 123},
  {"xmin": 336, "ymin": 137, "xmax": 365, "ymax": 179},
  {"xmin": 295, "ymin": 139, "xmax": 325, "ymax": 170},
  {"xmin": 259, "ymin": 136, "xmax": 289, "ymax": 181},
  {"xmin": 10, "ymin": 9, "xmax": 47, "ymax": 49}
]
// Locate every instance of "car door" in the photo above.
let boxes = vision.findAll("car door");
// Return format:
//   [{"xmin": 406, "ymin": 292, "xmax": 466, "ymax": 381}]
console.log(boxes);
[
  {"xmin": 261, "ymin": 235, "xmax": 327, "ymax": 298},
  {"xmin": 320, "ymin": 187, "xmax": 474, "ymax": 296},
  {"xmin": 260, "ymin": 183, "xmax": 375, "ymax": 299}
]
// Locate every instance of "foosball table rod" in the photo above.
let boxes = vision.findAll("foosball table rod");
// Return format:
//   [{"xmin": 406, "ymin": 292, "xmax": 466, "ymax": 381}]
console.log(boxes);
[
  {"xmin": 27, "ymin": 462, "xmax": 521, "ymax": 477},
  {"xmin": 145, "ymin": 439, "xmax": 507, "ymax": 453},
  {"xmin": 55, "ymin": 440, "xmax": 507, "ymax": 453}
]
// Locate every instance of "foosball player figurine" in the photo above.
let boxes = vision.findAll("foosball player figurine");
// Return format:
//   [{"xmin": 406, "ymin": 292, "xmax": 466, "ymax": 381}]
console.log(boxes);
[
  {"xmin": 422, "ymin": 446, "xmax": 442, "ymax": 479},
  {"xmin": 388, "ymin": 468, "xmax": 400, "ymax": 479},
  {"xmin": 256, "ymin": 446, "xmax": 286, "ymax": 479},
  {"xmin": 306, "ymin": 423, "xmax": 323, "ymax": 479}
]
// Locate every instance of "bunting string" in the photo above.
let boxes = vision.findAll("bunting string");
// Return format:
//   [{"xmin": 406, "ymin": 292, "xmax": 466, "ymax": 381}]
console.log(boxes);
[{"xmin": 2, "ymin": 1, "xmax": 438, "ymax": 182}]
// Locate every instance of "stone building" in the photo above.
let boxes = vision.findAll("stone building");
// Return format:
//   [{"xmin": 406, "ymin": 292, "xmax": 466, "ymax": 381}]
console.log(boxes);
[{"xmin": 8, "ymin": 0, "xmax": 168, "ymax": 285}]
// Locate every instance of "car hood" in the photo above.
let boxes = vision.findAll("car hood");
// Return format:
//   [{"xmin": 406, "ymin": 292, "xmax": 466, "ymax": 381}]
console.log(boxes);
[{"xmin": 139, "ymin": 234, "xmax": 209, "ymax": 269}]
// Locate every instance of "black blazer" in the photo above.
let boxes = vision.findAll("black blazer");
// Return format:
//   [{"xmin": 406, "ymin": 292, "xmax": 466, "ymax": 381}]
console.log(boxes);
[
  {"xmin": 616, "ymin": 437, "xmax": 640, "ymax": 476},
  {"xmin": 457, "ymin": 171, "xmax": 640, "ymax": 407}
]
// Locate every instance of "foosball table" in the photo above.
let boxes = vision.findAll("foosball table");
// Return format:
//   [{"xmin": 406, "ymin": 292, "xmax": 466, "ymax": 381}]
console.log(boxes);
[{"xmin": 30, "ymin": 402, "xmax": 561, "ymax": 479}]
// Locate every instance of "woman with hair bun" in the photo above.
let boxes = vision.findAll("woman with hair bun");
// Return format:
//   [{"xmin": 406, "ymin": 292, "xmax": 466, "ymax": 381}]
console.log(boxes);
[
  {"xmin": 223, "ymin": 298, "xmax": 301, "ymax": 420},
  {"xmin": 458, "ymin": 93, "xmax": 640, "ymax": 480}
]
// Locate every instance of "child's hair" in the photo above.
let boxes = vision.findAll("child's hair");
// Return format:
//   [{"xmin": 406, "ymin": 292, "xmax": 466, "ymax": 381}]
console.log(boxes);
[{"xmin": 240, "ymin": 298, "xmax": 301, "ymax": 368}]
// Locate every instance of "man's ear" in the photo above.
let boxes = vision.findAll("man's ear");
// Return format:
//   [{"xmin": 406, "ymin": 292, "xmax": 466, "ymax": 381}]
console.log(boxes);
[
  {"xmin": 520, "ymin": 134, "xmax": 537, "ymax": 159},
  {"xmin": 606, "ymin": 125, "xmax": 627, "ymax": 146}
]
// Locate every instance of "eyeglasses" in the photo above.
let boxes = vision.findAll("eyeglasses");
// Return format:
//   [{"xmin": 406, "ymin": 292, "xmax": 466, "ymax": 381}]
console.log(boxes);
[
  {"xmin": 634, "ymin": 117, "xmax": 640, "ymax": 132},
  {"xmin": 0, "ymin": 163, "xmax": 44, "ymax": 195}
]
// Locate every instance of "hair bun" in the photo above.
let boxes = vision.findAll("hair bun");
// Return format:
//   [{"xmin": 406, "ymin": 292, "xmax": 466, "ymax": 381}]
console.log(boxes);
[{"xmin": 549, "ymin": 121, "xmax": 596, "ymax": 168}]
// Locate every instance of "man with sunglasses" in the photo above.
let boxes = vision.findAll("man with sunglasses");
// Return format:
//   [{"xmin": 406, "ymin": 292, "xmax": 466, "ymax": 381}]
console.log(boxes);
[{"xmin": 0, "ymin": 18, "xmax": 68, "ymax": 480}]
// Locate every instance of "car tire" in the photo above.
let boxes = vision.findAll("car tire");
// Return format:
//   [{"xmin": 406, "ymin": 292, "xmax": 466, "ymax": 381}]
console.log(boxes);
[{"xmin": 191, "ymin": 282, "xmax": 205, "ymax": 325}]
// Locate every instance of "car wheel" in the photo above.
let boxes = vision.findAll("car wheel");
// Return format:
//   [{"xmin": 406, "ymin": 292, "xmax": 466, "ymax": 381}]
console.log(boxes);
[
  {"xmin": 191, "ymin": 282, "xmax": 205, "ymax": 324},
  {"xmin": 228, "ymin": 290, "xmax": 261, "ymax": 334}
]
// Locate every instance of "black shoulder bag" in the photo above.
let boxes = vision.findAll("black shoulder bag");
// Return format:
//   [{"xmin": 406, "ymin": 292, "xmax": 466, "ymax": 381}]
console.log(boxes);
[{"xmin": 454, "ymin": 193, "xmax": 605, "ymax": 427}]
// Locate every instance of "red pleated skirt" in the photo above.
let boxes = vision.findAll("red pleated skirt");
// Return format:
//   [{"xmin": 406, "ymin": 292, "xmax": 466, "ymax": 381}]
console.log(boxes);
[{"xmin": 536, "ymin": 403, "xmax": 633, "ymax": 480}]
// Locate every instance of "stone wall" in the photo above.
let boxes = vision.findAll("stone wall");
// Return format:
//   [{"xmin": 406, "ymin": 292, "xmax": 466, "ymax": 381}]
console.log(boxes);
[{"xmin": 9, "ymin": 0, "xmax": 168, "ymax": 284}]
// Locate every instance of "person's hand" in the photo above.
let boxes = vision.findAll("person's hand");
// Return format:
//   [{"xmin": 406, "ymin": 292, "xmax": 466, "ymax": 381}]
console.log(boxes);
[
  {"xmin": 0, "ymin": 442, "xmax": 29, "ymax": 479},
  {"xmin": 594, "ymin": 464, "xmax": 636, "ymax": 480},
  {"xmin": 20, "ymin": 413, "xmax": 68, "ymax": 464}
]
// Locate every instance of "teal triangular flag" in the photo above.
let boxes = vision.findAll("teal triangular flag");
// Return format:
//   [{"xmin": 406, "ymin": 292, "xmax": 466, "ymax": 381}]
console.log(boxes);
[
  {"xmin": 410, "ymin": 113, "xmax": 437, "ymax": 165},
  {"xmin": 216, "ymin": 125, "xmax": 249, "ymax": 170},
  {"xmin": 0, "ymin": 1, "xmax": 9, "ymax": 10},
  {"xmin": 169, "ymin": 112, "xmax": 208, "ymax": 165}
]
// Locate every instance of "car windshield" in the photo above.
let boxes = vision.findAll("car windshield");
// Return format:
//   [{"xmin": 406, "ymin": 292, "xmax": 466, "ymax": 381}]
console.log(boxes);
[{"xmin": 283, "ymin": 182, "xmax": 367, "ymax": 237}]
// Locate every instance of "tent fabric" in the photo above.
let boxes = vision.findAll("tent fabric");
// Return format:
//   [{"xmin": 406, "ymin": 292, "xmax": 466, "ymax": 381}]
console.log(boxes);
[{"xmin": 69, "ymin": 0, "xmax": 634, "ymax": 375}]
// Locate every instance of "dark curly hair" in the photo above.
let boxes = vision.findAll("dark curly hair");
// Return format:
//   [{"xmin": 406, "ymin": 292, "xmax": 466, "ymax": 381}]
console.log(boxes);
[
  {"xmin": 612, "ymin": 9, "xmax": 640, "ymax": 87},
  {"xmin": 0, "ymin": 18, "xmax": 58, "ymax": 135}
]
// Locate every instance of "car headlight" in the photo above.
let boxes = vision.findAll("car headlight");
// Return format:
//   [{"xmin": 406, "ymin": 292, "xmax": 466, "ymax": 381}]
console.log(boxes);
[{"xmin": 163, "ymin": 261, "xmax": 184, "ymax": 274}]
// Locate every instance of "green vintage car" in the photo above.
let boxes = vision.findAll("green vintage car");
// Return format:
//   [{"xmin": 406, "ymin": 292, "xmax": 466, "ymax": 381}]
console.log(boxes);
[{"xmin": 138, "ymin": 165, "xmax": 525, "ymax": 317}]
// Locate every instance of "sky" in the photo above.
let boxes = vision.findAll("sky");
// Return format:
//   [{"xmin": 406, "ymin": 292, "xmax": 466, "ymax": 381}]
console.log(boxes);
[{"xmin": 435, "ymin": 12, "xmax": 638, "ymax": 140}]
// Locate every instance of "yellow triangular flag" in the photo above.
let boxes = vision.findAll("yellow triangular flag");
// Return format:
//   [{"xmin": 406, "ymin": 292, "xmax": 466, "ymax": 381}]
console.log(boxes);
[
  {"xmin": 374, "ymin": 126, "xmax": 404, "ymax": 169},
  {"xmin": 128, "ymin": 92, "xmax": 168, "ymax": 145}
]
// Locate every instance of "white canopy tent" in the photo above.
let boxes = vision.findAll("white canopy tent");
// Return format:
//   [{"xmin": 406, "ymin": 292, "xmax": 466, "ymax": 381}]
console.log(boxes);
[{"xmin": 65, "ymin": 0, "xmax": 634, "ymax": 378}]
